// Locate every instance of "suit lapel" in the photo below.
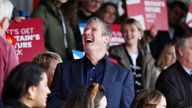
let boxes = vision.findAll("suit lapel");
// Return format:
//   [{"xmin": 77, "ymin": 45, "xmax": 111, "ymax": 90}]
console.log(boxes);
[
  {"xmin": 71, "ymin": 59, "xmax": 84, "ymax": 87},
  {"xmin": 102, "ymin": 60, "xmax": 116, "ymax": 88}
]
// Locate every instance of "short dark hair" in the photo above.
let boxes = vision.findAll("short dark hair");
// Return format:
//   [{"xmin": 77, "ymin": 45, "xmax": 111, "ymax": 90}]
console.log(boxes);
[
  {"xmin": 168, "ymin": 1, "xmax": 188, "ymax": 12},
  {"xmin": 2, "ymin": 62, "xmax": 45, "ymax": 101}
]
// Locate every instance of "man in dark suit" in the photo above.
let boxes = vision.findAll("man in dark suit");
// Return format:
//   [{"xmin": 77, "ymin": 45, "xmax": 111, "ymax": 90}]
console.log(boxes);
[
  {"xmin": 47, "ymin": 17, "xmax": 135, "ymax": 108},
  {"xmin": 156, "ymin": 35, "xmax": 192, "ymax": 107}
]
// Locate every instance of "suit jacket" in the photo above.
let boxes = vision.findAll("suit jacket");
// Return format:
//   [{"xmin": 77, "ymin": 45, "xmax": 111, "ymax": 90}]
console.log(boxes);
[
  {"xmin": 156, "ymin": 61, "xmax": 192, "ymax": 108},
  {"xmin": 47, "ymin": 57, "xmax": 135, "ymax": 108}
]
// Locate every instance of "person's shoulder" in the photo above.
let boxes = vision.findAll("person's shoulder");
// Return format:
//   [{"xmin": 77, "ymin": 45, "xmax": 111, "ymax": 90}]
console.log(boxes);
[
  {"xmin": 57, "ymin": 59, "xmax": 83, "ymax": 67},
  {"xmin": 158, "ymin": 63, "xmax": 179, "ymax": 81},
  {"xmin": 107, "ymin": 60, "xmax": 130, "ymax": 73},
  {"xmin": 109, "ymin": 44, "xmax": 123, "ymax": 50},
  {"xmin": 0, "ymin": 37, "xmax": 14, "ymax": 49},
  {"xmin": 31, "ymin": 4, "xmax": 48, "ymax": 18}
]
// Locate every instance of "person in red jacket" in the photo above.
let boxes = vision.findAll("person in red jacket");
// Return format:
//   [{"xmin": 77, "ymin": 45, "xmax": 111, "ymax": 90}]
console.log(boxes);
[{"xmin": 0, "ymin": 0, "xmax": 19, "ymax": 97}]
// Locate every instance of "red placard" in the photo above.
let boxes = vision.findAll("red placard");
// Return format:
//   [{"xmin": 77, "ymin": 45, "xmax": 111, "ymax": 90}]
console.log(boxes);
[
  {"xmin": 126, "ymin": 0, "xmax": 168, "ymax": 31},
  {"xmin": 109, "ymin": 24, "xmax": 125, "ymax": 46},
  {"xmin": 186, "ymin": 1, "xmax": 192, "ymax": 27},
  {"xmin": 6, "ymin": 18, "xmax": 45, "ymax": 63}
]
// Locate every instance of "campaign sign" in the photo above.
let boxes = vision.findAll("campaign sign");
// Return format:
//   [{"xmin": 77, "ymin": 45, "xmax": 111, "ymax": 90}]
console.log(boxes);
[
  {"xmin": 126, "ymin": 0, "xmax": 168, "ymax": 31},
  {"xmin": 186, "ymin": 1, "xmax": 192, "ymax": 27},
  {"xmin": 109, "ymin": 24, "xmax": 125, "ymax": 46},
  {"xmin": 6, "ymin": 18, "xmax": 45, "ymax": 63}
]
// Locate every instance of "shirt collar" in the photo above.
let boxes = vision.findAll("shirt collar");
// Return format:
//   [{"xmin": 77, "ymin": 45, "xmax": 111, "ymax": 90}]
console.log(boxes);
[
  {"xmin": 182, "ymin": 66, "xmax": 192, "ymax": 76},
  {"xmin": 84, "ymin": 55, "xmax": 107, "ymax": 66}
]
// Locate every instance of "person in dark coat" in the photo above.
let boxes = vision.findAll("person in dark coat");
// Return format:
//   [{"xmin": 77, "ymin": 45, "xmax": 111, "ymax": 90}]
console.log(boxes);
[
  {"xmin": 150, "ymin": 1, "xmax": 190, "ymax": 60},
  {"xmin": 156, "ymin": 35, "xmax": 192, "ymax": 108},
  {"xmin": 47, "ymin": 17, "xmax": 135, "ymax": 108}
]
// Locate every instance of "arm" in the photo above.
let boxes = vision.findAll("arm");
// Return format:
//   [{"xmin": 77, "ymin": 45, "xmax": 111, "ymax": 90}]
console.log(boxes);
[
  {"xmin": 4, "ymin": 40, "xmax": 19, "ymax": 79},
  {"xmin": 120, "ymin": 70, "xmax": 135, "ymax": 108},
  {"xmin": 47, "ymin": 64, "xmax": 65, "ymax": 108}
]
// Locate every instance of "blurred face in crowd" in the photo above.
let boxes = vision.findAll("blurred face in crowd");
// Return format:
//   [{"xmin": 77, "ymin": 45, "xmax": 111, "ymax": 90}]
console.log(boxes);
[
  {"xmin": 97, "ymin": 96, "xmax": 107, "ymax": 108},
  {"xmin": 168, "ymin": 5, "xmax": 186, "ymax": 27},
  {"xmin": 156, "ymin": 96, "xmax": 167, "ymax": 108},
  {"xmin": 82, "ymin": 19, "xmax": 109, "ymax": 55},
  {"xmin": 122, "ymin": 24, "xmax": 142, "ymax": 46},
  {"xmin": 179, "ymin": 37, "xmax": 192, "ymax": 70},
  {"xmin": 165, "ymin": 45, "xmax": 176, "ymax": 67},
  {"xmin": 47, "ymin": 59, "xmax": 60, "ymax": 87},
  {"xmin": 100, "ymin": 4, "xmax": 117, "ymax": 24},
  {"xmin": 82, "ymin": 0, "xmax": 102, "ymax": 14},
  {"xmin": 32, "ymin": 73, "xmax": 50, "ymax": 107}
]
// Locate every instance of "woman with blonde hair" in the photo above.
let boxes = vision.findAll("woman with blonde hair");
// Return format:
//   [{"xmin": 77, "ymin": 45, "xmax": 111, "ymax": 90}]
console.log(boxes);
[
  {"xmin": 156, "ymin": 43, "xmax": 176, "ymax": 70},
  {"xmin": 109, "ymin": 18, "xmax": 157, "ymax": 91}
]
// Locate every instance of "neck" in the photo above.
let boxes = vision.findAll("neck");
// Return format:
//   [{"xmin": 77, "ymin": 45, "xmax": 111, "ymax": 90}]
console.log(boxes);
[
  {"xmin": 86, "ymin": 52, "xmax": 105, "ymax": 65},
  {"xmin": 19, "ymin": 97, "xmax": 32, "ymax": 108},
  {"xmin": 0, "ymin": 30, "xmax": 5, "ymax": 38},
  {"xmin": 55, "ymin": 1, "xmax": 62, "ymax": 8},
  {"xmin": 125, "ymin": 44, "xmax": 138, "ymax": 53},
  {"xmin": 81, "ymin": 8, "xmax": 92, "ymax": 17},
  {"xmin": 180, "ymin": 59, "xmax": 192, "ymax": 70}
]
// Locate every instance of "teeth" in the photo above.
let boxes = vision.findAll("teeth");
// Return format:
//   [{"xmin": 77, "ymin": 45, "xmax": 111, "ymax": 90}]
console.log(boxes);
[{"xmin": 86, "ymin": 39, "xmax": 93, "ymax": 43}]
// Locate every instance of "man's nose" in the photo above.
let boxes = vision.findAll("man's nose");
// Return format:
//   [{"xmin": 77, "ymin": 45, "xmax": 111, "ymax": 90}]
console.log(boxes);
[{"xmin": 84, "ymin": 29, "xmax": 91, "ymax": 35}]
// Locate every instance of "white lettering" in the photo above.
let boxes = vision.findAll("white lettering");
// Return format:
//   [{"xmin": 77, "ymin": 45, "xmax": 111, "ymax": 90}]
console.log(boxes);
[{"xmin": 144, "ymin": 1, "xmax": 165, "ymax": 7}]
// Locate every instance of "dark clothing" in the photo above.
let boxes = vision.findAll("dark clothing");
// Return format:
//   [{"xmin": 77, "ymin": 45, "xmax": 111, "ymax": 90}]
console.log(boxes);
[
  {"xmin": 156, "ymin": 61, "xmax": 192, "ymax": 108},
  {"xmin": 124, "ymin": 47, "xmax": 143, "ymax": 91},
  {"xmin": 31, "ymin": 0, "xmax": 81, "ymax": 62},
  {"xmin": 47, "ymin": 56, "xmax": 135, "ymax": 108},
  {"xmin": 3, "ymin": 99, "xmax": 29, "ymax": 108},
  {"xmin": 84, "ymin": 56, "xmax": 105, "ymax": 84},
  {"xmin": 150, "ymin": 26, "xmax": 186, "ymax": 60},
  {"xmin": 0, "ymin": 98, "xmax": 3, "ymax": 108},
  {"xmin": 78, "ymin": 10, "xmax": 96, "ymax": 23}
]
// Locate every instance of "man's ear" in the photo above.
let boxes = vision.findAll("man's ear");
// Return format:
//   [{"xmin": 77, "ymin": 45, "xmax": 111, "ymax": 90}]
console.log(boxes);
[
  {"xmin": 0, "ymin": 17, "xmax": 7, "ymax": 27},
  {"xmin": 0, "ymin": 17, "xmax": 8, "ymax": 31},
  {"xmin": 178, "ymin": 47, "xmax": 184, "ymax": 57},
  {"xmin": 104, "ymin": 36, "xmax": 110, "ymax": 44}
]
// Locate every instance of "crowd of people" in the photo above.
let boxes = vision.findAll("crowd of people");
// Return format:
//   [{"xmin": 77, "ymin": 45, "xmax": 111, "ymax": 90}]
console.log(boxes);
[{"xmin": 1, "ymin": 0, "xmax": 192, "ymax": 108}]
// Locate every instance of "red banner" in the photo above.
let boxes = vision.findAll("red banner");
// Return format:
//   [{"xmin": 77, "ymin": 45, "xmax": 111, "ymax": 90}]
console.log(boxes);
[
  {"xmin": 6, "ymin": 18, "xmax": 45, "ymax": 63},
  {"xmin": 126, "ymin": 0, "xmax": 168, "ymax": 31},
  {"xmin": 186, "ymin": 1, "xmax": 192, "ymax": 27},
  {"xmin": 109, "ymin": 24, "xmax": 125, "ymax": 46}
]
